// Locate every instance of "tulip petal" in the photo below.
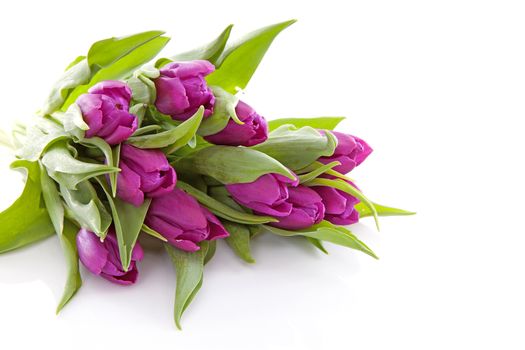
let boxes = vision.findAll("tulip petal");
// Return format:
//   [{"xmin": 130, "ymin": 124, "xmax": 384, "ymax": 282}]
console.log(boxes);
[{"xmin": 76, "ymin": 228, "xmax": 108, "ymax": 275}]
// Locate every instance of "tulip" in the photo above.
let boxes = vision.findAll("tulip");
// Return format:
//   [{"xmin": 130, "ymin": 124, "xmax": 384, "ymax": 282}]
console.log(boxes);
[
  {"xmin": 204, "ymin": 100, "xmax": 269, "ymax": 146},
  {"xmin": 269, "ymin": 185, "xmax": 325, "ymax": 230},
  {"xmin": 145, "ymin": 188, "xmax": 229, "ymax": 252},
  {"xmin": 318, "ymin": 131, "xmax": 372, "ymax": 174},
  {"xmin": 312, "ymin": 184, "xmax": 360, "ymax": 225},
  {"xmin": 226, "ymin": 173, "xmax": 298, "ymax": 217},
  {"xmin": 76, "ymin": 81, "xmax": 137, "ymax": 145},
  {"xmin": 76, "ymin": 227, "xmax": 143, "ymax": 285},
  {"xmin": 117, "ymin": 144, "xmax": 176, "ymax": 206},
  {"xmin": 154, "ymin": 60, "xmax": 215, "ymax": 120}
]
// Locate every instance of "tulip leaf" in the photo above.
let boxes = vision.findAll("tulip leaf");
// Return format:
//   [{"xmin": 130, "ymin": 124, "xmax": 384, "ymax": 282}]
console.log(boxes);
[
  {"xmin": 128, "ymin": 74, "xmax": 157, "ymax": 105},
  {"xmin": 16, "ymin": 117, "xmax": 69, "ymax": 161},
  {"xmin": 56, "ymin": 219, "xmax": 82, "ymax": 314},
  {"xmin": 356, "ymin": 202, "xmax": 416, "ymax": 218},
  {"xmin": 63, "ymin": 35, "xmax": 170, "ymax": 111},
  {"xmin": 297, "ymin": 161, "xmax": 341, "ymax": 183},
  {"xmin": 223, "ymin": 221, "xmax": 255, "ymax": 263},
  {"xmin": 306, "ymin": 237, "xmax": 328, "ymax": 254},
  {"xmin": 39, "ymin": 163, "xmax": 64, "ymax": 235},
  {"xmin": 253, "ymin": 125, "xmax": 337, "ymax": 170},
  {"xmin": 142, "ymin": 224, "xmax": 168, "ymax": 242},
  {"xmin": 165, "ymin": 241, "xmax": 210, "ymax": 329},
  {"xmin": 79, "ymin": 137, "xmax": 119, "ymax": 196},
  {"xmin": 0, "ymin": 161, "xmax": 55, "ymax": 253},
  {"xmin": 197, "ymin": 86, "xmax": 239, "ymax": 136},
  {"xmin": 207, "ymin": 20, "xmax": 296, "ymax": 93},
  {"xmin": 297, "ymin": 161, "xmax": 352, "ymax": 182},
  {"xmin": 55, "ymin": 103, "xmax": 90, "ymax": 140},
  {"xmin": 263, "ymin": 221, "xmax": 378, "ymax": 259},
  {"xmin": 95, "ymin": 178, "xmax": 151, "ymax": 271},
  {"xmin": 268, "ymin": 117, "xmax": 345, "ymax": 131},
  {"xmin": 204, "ymin": 240, "xmax": 217, "ymax": 265},
  {"xmin": 65, "ymin": 55, "xmax": 87, "ymax": 70},
  {"xmin": 177, "ymin": 181, "xmax": 277, "ymax": 225},
  {"xmin": 127, "ymin": 106, "xmax": 204, "ymax": 152},
  {"xmin": 88, "ymin": 31, "xmax": 166, "ymax": 68},
  {"xmin": 305, "ymin": 178, "xmax": 380, "ymax": 230},
  {"xmin": 132, "ymin": 124, "xmax": 162, "ymax": 136},
  {"xmin": 41, "ymin": 59, "xmax": 91, "ymax": 115},
  {"xmin": 41, "ymin": 142, "xmax": 119, "ymax": 190},
  {"xmin": 174, "ymin": 145, "xmax": 296, "ymax": 184},
  {"xmin": 60, "ymin": 181, "xmax": 112, "ymax": 238},
  {"xmin": 168, "ymin": 24, "xmax": 234, "ymax": 65}
]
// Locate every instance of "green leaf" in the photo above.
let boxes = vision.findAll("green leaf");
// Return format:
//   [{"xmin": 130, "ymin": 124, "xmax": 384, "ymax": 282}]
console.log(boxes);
[
  {"xmin": 56, "ymin": 219, "xmax": 82, "ymax": 314},
  {"xmin": 0, "ymin": 161, "xmax": 55, "ymax": 253},
  {"xmin": 41, "ymin": 59, "xmax": 91, "ymax": 115},
  {"xmin": 223, "ymin": 221, "xmax": 255, "ymax": 263},
  {"xmin": 16, "ymin": 117, "xmax": 69, "ymax": 161},
  {"xmin": 79, "ymin": 137, "xmax": 119, "ymax": 196},
  {"xmin": 39, "ymin": 163, "xmax": 64, "ymax": 235},
  {"xmin": 142, "ymin": 224, "xmax": 168, "ymax": 242},
  {"xmin": 132, "ymin": 124, "xmax": 162, "ymax": 136},
  {"xmin": 206, "ymin": 20, "xmax": 296, "ymax": 93},
  {"xmin": 264, "ymin": 221, "xmax": 378, "ymax": 259},
  {"xmin": 57, "ymin": 103, "xmax": 90, "ymax": 140},
  {"xmin": 204, "ymin": 240, "xmax": 217, "ymax": 265},
  {"xmin": 41, "ymin": 141, "xmax": 119, "ymax": 190},
  {"xmin": 60, "ymin": 181, "xmax": 112, "ymax": 238},
  {"xmin": 165, "ymin": 241, "xmax": 210, "ymax": 329},
  {"xmin": 63, "ymin": 36, "xmax": 170, "ymax": 111},
  {"xmin": 297, "ymin": 161, "xmax": 352, "ymax": 182},
  {"xmin": 169, "ymin": 24, "xmax": 233, "ymax": 65},
  {"xmin": 96, "ymin": 178, "xmax": 151, "ymax": 271},
  {"xmin": 88, "ymin": 31, "xmax": 166, "ymax": 68},
  {"xmin": 268, "ymin": 117, "xmax": 345, "ymax": 131},
  {"xmin": 253, "ymin": 125, "xmax": 337, "ymax": 170},
  {"xmin": 174, "ymin": 145, "xmax": 295, "ymax": 184},
  {"xmin": 356, "ymin": 202, "xmax": 415, "ymax": 218},
  {"xmin": 306, "ymin": 237, "xmax": 328, "ymax": 254},
  {"xmin": 177, "ymin": 181, "xmax": 277, "ymax": 225},
  {"xmin": 298, "ymin": 161, "xmax": 340, "ymax": 183},
  {"xmin": 127, "ymin": 74, "xmax": 156, "ymax": 105},
  {"xmin": 197, "ymin": 86, "xmax": 240, "ymax": 136},
  {"xmin": 65, "ymin": 55, "xmax": 86, "ymax": 71},
  {"xmin": 130, "ymin": 103, "xmax": 148, "ymax": 127},
  {"xmin": 127, "ymin": 106, "xmax": 204, "ymax": 153},
  {"xmin": 304, "ymin": 178, "xmax": 380, "ymax": 230}
]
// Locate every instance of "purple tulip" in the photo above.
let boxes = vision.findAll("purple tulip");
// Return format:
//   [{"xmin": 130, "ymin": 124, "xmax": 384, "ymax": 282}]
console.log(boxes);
[
  {"xmin": 313, "ymin": 184, "xmax": 360, "ymax": 225},
  {"xmin": 226, "ymin": 173, "xmax": 298, "ymax": 217},
  {"xmin": 154, "ymin": 60, "xmax": 215, "ymax": 120},
  {"xmin": 76, "ymin": 227, "xmax": 143, "ymax": 285},
  {"xmin": 145, "ymin": 188, "xmax": 229, "ymax": 252},
  {"xmin": 318, "ymin": 131, "xmax": 373, "ymax": 174},
  {"xmin": 117, "ymin": 144, "xmax": 176, "ymax": 207},
  {"xmin": 76, "ymin": 81, "xmax": 138, "ymax": 145},
  {"xmin": 269, "ymin": 185, "xmax": 325, "ymax": 230},
  {"xmin": 204, "ymin": 100, "xmax": 269, "ymax": 147}
]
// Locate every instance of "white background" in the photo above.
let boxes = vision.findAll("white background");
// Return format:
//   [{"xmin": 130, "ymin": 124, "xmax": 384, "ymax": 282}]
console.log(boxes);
[{"xmin": 1, "ymin": 0, "xmax": 524, "ymax": 349}]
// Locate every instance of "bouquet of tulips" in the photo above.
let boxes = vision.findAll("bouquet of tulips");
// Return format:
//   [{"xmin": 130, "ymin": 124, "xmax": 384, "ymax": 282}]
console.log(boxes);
[{"xmin": 0, "ymin": 20, "xmax": 413, "ymax": 328}]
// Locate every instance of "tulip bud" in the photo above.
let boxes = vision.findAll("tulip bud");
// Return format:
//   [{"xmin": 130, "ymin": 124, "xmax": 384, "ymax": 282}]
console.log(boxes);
[
  {"xmin": 76, "ymin": 81, "xmax": 138, "ymax": 145},
  {"xmin": 312, "ymin": 183, "xmax": 360, "ymax": 225},
  {"xmin": 226, "ymin": 173, "xmax": 298, "ymax": 217},
  {"xmin": 145, "ymin": 188, "xmax": 229, "ymax": 252},
  {"xmin": 117, "ymin": 144, "xmax": 177, "ymax": 206},
  {"xmin": 318, "ymin": 131, "xmax": 372, "ymax": 174},
  {"xmin": 76, "ymin": 227, "xmax": 143, "ymax": 285},
  {"xmin": 204, "ymin": 101, "xmax": 269, "ymax": 147},
  {"xmin": 270, "ymin": 185, "xmax": 325, "ymax": 230},
  {"xmin": 154, "ymin": 60, "xmax": 215, "ymax": 120}
]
